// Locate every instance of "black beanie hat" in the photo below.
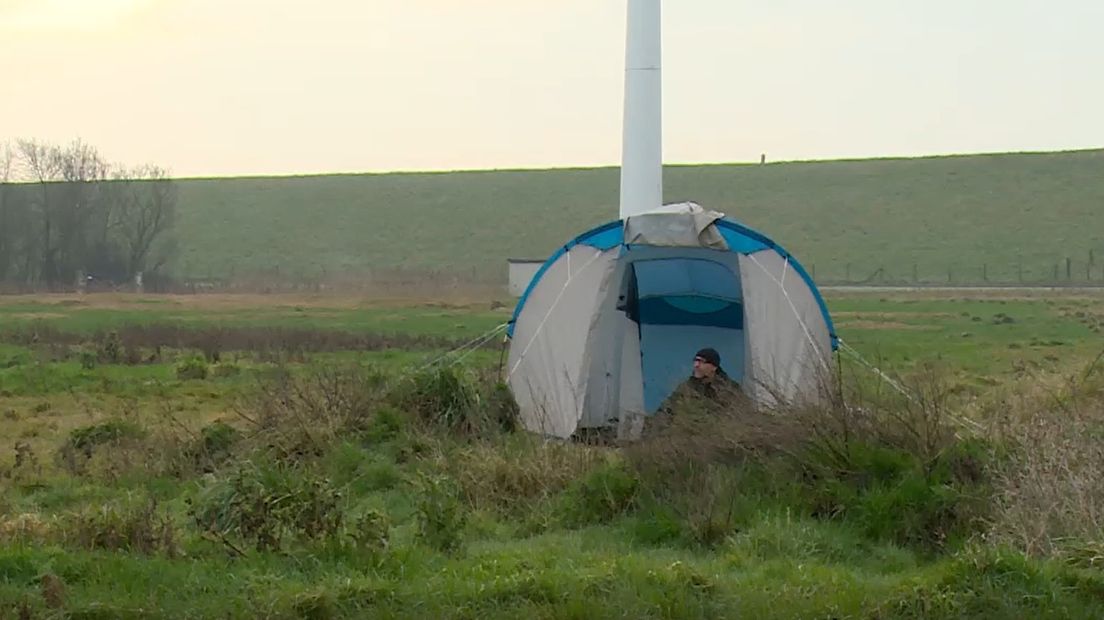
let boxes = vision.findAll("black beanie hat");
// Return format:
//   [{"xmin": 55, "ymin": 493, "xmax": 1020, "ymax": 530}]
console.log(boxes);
[{"xmin": 695, "ymin": 348, "xmax": 721, "ymax": 367}]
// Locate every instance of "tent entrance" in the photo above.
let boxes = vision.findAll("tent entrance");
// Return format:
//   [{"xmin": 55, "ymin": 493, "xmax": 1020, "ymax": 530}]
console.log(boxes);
[{"xmin": 623, "ymin": 256, "xmax": 746, "ymax": 413}]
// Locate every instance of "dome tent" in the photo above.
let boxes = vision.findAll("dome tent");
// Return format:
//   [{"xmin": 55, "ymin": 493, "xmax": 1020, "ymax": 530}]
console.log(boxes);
[{"xmin": 505, "ymin": 202, "xmax": 838, "ymax": 440}]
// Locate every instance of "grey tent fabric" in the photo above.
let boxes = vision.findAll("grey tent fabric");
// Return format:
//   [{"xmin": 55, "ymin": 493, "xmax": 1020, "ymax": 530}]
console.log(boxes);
[
  {"xmin": 739, "ymin": 249, "xmax": 832, "ymax": 407},
  {"xmin": 506, "ymin": 245, "xmax": 617, "ymax": 438},
  {"xmin": 623, "ymin": 202, "xmax": 728, "ymax": 249}
]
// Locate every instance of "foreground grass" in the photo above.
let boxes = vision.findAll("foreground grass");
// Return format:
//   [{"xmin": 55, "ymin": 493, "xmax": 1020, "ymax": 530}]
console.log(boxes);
[
  {"xmin": 3, "ymin": 426, "xmax": 1104, "ymax": 619},
  {"xmin": 6, "ymin": 526, "xmax": 1104, "ymax": 619},
  {"xmin": 0, "ymin": 291, "xmax": 1103, "ymax": 617}
]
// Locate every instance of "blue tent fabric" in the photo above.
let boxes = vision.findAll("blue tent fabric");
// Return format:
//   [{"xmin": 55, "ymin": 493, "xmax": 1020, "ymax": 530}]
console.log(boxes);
[
  {"xmin": 508, "ymin": 216, "xmax": 837, "ymax": 350},
  {"xmin": 633, "ymin": 258, "xmax": 742, "ymax": 301},
  {"xmin": 636, "ymin": 297, "xmax": 743, "ymax": 328}
]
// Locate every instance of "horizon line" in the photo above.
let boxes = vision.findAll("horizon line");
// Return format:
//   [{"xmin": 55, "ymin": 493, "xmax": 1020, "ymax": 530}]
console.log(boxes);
[{"xmin": 167, "ymin": 146, "xmax": 1104, "ymax": 182}]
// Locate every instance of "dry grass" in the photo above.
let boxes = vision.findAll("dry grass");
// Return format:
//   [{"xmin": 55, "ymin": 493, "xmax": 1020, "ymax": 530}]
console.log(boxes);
[
  {"xmin": 985, "ymin": 353, "xmax": 1104, "ymax": 558},
  {"xmin": 441, "ymin": 437, "xmax": 610, "ymax": 516}
]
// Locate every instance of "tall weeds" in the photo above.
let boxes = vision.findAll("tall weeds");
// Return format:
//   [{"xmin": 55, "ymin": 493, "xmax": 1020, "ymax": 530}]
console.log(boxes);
[{"xmin": 985, "ymin": 353, "xmax": 1104, "ymax": 559}]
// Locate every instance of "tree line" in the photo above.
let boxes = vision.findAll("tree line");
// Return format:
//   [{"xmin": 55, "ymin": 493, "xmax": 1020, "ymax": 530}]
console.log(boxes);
[{"xmin": 0, "ymin": 138, "xmax": 177, "ymax": 289}]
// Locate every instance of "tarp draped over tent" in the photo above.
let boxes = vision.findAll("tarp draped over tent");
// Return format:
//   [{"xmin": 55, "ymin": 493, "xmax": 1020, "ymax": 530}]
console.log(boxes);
[{"xmin": 506, "ymin": 203, "xmax": 837, "ymax": 440}]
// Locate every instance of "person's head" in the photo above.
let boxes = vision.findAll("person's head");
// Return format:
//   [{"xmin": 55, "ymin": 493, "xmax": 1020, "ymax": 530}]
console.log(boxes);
[{"xmin": 692, "ymin": 348, "xmax": 721, "ymax": 380}]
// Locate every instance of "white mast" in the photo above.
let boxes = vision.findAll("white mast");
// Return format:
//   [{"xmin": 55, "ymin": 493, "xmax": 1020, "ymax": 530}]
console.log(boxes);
[{"xmin": 619, "ymin": 0, "xmax": 662, "ymax": 219}]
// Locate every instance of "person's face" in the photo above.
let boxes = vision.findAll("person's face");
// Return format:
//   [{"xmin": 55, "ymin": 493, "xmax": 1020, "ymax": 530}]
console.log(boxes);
[{"xmin": 693, "ymin": 355, "xmax": 717, "ymax": 380}]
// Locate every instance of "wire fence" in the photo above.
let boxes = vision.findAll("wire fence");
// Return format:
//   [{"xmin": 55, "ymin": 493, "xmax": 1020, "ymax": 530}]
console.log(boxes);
[{"xmin": 808, "ymin": 251, "xmax": 1104, "ymax": 287}]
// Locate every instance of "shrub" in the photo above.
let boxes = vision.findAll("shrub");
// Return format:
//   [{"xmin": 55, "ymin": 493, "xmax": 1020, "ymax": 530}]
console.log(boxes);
[
  {"xmin": 413, "ymin": 472, "xmax": 467, "ymax": 553},
  {"xmin": 364, "ymin": 406, "xmax": 406, "ymax": 443},
  {"xmin": 64, "ymin": 499, "xmax": 179, "ymax": 556},
  {"xmin": 189, "ymin": 460, "xmax": 344, "ymax": 552},
  {"xmin": 626, "ymin": 364, "xmax": 993, "ymax": 551},
  {"xmin": 95, "ymin": 331, "xmax": 122, "ymax": 364},
  {"xmin": 486, "ymin": 380, "xmax": 520, "ymax": 433},
  {"xmin": 179, "ymin": 421, "xmax": 242, "ymax": 473},
  {"xmin": 393, "ymin": 367, "xmax": 479, "ymax": 430},
  {"xmin": 799, "ymin": 435, "xmax": 991, "ymax": 550},
  {"xmin": 448, "ymin": 436, "xmax": 605, "ymax": 516},
  {"xmin": 347, "ymin": 509, "xmax": 391, "ymax": 556},
  {"xmin": 558, "ymin": 459, "xmax": 639, "ymax": 526},
  {"xmin": 212, "ymin": 363, "xmax": 242, "ymax": 379},
  {"xmin": 238, "ymin": 364, "xmax": 386, "ymax": 461},
  {"xmin": 987, "ymin": 362, "xmax": 1104, "ymax": 557},
  {"xmin": 63, "ymin": 419, "xmax": 146, "ymax": 460},
  {"xmin": 175, "ymin": 357, "xmax": 209, "ymax": 380}
]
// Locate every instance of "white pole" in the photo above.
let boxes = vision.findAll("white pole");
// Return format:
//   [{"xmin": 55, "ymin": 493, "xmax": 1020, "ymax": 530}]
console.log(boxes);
[{"xmin": 619, "ymin": 0, "xmax": 662, "ymax": 219}]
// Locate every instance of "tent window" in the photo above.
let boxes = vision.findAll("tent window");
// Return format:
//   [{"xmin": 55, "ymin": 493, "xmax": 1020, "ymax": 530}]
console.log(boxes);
[
  {"xmin": 633, "ymin": 257, "xmax": 741, "ymax": 301},
  {"xmin": 637, "ymin": 296, "xmax": 743, "ymax": 328}
]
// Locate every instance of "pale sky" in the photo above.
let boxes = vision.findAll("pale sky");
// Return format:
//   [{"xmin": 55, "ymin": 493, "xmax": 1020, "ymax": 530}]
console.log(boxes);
[{"xmin": 2, "ymin": 0, "xmax": 1102, "ymax": 177}]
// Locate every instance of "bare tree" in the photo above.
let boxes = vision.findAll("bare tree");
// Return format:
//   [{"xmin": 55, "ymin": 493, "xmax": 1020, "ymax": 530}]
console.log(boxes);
[
  {"xmin": 0, "ymin": 138, "xmax": 177, "ymax": 289},
  {"xmin": 0, "ymin": 142, "xmax": 16, "ymax": 281},
  {"xmin": 113, "ymin": 165, "xmax": 178, "ymax": 280},
  {"xmin": 15, "ymin": 138, "xmax": 111, "ymax": 285},
  {"xmin": 51, "ymin": 140, "xmax": 111, "ymax": 281}
]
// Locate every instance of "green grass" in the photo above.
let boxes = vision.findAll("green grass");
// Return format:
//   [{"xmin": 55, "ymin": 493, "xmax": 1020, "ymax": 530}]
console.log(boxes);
[
  {"xmin": 1, "ymin": 291, "xmax": 1103, "ymax": 617},
  {"xmin": 172, "ymin": 149, "xmax": 1104, "ymax": 283},
  {"xmin": 0, "ymin": 298, "xmax": 506, "ymax": 336},
  {"xmin": 6, "ymin": 538, "xmax": 1096, "ymax": 619},
  {"xmin": 829, "ymin": 293, "xmax": 1103, "ymax": 376}
]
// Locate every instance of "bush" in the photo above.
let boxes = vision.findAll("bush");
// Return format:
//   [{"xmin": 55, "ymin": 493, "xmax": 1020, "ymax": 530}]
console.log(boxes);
[
  {"xmin": 239, "ymin": 364, "xmax": 386, "ymax": 461},
  {"xmin": 347, "ymin": 509, "xmax": 390, "ymax": 556},
  {"xmin": 62, "ymin": 419, "xmax": 147, "ymax": 469},
  {"xmin": 177, "ymin": 421, "xmax": 243, "ymax": 473},
  {"xmin": 364, "ymin": 406, "xmax": 406, "ymax": 443},
  {"xmin": 175, "ymin": 357, "xmax": 209, "ymax": 380},
  {"xmin": 625, "ymin": 364, "xmax": 994, "ymax": 551},
  {"xmin": 212, "ymin": 363, "xmax": 242, "ymax": 379},
  {"xmin": 448, "ymin": 436, "xmax": 605, "ymax": 517},
  {"xmin": 413, "ymin": 472, "xmax": 467, "ymax": 553},
  {"xmin": 393, "ymin": 367, "xmax": 479, "ymax": 430},
  {"xmin": 558, "ymin": 459, "xmax": 639, "ymax": 526},
  {"xmin": 988, "ymin": 363, "xmax": 1104, "ymax": 557},
  {"xmin": 96, "ymin": 331, "xmax": 122, "ymax": 364},
  {"xmin": 189, "ymin": 460, "xmax": 344, "ymax": 552},
  {"xmin": 486, "ymin": 380, "xmax": 520, "ymax": 433},
  {"xmin": 64, "ymin": 499, "xmax": 179, "ymax": 556}
]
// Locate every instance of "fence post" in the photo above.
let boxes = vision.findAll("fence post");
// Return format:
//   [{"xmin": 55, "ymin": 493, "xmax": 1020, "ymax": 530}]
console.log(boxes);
[
  {"xmin": 1018, "ymin": 255, "xmax": 1023, "ymax": 283},
  {"xmin": 947, "ymin": 266, "xmax": 953, "ymax": 284},
  {"xmin": 845, "ymin": 263, "xmax": 851, "ymax": 282},
  {"xmin": 1067, "ymin": 257, "xmax": 1072, "ymax": 281},
  {"xmin": 982, "ymin": 263, "xmax": 987, "ymax": 282},
  {"xmin": 913, "ymin": 263, "xmax": 918, "ymax": 283}
]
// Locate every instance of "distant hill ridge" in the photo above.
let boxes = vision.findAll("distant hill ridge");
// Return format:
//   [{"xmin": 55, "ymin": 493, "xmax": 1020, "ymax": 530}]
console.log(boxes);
[{"xmin": 174, "ymin": 149, "xmax": 1104, "ymax": 285}]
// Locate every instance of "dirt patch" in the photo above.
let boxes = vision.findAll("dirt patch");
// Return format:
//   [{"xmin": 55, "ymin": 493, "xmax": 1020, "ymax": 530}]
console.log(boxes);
[
  {"xmin": 833, "ymin": 311, "xmax": 958, "ymax": 320},
  {"xmin": 0, "ymin": 323, "xmax": 466, "ymax": 354},
  {"xmin": 837, "ymin": 320, "xmax": 941, "ymax": 331},
  {"xmin": 0, "ymin": 292, "xmax": 507, "ymax": 312},
  {"xmin": 3, "ymin": 313, "xmax": 68, "ymax": 321}
]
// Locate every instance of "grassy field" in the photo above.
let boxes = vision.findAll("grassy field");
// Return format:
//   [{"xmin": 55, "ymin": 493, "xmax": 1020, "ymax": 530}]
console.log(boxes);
[
  {"xmin": 1, "ymin": 290, "xmax": 1103, "ymax": 618},
  {"xmin": 172, "ymin": 149, "xmax": 1104, "ymax": 284}
]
